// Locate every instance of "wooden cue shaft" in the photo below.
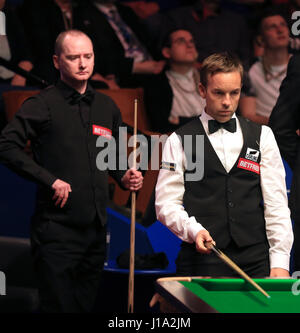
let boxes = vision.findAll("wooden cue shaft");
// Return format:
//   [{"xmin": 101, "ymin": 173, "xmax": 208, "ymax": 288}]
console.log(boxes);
[
  {"xmin": 157, "ymin": 277, "xmax": 193, "ymax": 282},
  {"xmin": 128, "ymin": 99, "xmax": 138, "ymax": 313},
  {"xmin": 212, "ymin": 246, "xmax": 270, "ymax": 298}
]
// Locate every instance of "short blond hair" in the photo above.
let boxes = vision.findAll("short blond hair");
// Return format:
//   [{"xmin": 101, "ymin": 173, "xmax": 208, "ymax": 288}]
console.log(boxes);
[{"xmin": 200, "ymin": 52, "xmax": 243, "ymax": 87}]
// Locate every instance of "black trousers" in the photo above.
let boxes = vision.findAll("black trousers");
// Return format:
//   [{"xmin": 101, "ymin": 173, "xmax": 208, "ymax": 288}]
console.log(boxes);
[
  {"xmin": 176, "ymin": 240, "xmax": 270, "ymax": 278},
  {"xmin": 292, "ymin": 217, "xmax": 300, "ymax": 272},
  {"xmin": 30, "ymin": 217, "xmax": 106, "ymax": 313}
]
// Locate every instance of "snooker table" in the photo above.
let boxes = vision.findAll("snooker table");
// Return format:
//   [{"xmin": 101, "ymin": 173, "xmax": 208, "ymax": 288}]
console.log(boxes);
[{"xmin": 155, "ymin": 277, "xmax": 300, "ymax": 313}]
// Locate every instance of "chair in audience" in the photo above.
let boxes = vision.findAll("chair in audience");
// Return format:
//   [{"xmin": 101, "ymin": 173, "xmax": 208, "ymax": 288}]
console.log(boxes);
[
  {"xmin": 0, "ymin": 236, "xmax": 39, "ymax": 313},
  {"xmin": 2, "ymin": 88, "xmax": 152, "ymax": 131}
]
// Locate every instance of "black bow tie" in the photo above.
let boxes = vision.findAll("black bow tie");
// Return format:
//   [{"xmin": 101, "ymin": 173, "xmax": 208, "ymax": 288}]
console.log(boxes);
[
  {"xmin": 70, "ymin": 90, "xmax": 94, "ymax": 105},
  {"xmin": 208, "ymin": 118, "xmax": 236, "ymax": 134}
]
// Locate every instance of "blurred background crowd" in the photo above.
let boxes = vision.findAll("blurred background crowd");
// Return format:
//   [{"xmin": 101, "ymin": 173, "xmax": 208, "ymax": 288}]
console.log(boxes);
[{"xmin": 0, "ymin": 0, "xmax": 298, "ymax": 132}]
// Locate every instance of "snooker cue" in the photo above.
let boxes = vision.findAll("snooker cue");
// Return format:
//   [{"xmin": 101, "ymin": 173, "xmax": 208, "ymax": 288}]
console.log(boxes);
[
  {"xmin": 205, "ymin": 242, "xmax": 270, "ymax": 298},
  {"xmin": 128, "ymin": 99, "xmax": 138, "ymax": 313}
]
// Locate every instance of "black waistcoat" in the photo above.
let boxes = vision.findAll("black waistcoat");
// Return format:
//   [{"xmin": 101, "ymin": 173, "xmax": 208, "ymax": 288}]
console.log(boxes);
[
  {"xmin": 32, "ymin": 86, "xmax": 122, "ymax": 227},
  {"xmin": 176, "ymin": 116, "xmax": 268, "ymax": 248}
]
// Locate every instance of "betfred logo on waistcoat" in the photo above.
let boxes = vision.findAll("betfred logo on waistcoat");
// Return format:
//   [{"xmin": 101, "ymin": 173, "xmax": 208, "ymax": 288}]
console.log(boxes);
[
  {"xmin": 93, "ymin": 125, "xmax": 112, "ymax": 139},
  {"xmin": 237, "ymin": 158, "xmax": 260, "ymax": 174}
]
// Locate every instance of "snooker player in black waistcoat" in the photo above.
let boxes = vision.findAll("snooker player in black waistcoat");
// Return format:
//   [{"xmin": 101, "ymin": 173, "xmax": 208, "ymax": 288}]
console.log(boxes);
[
  {"xmin": 0, "ymin": 29, "xmax": 143, "ymax": 313},
  {"xmin": 155, "ymin": 52, "xmax": 293, "ymax": 278}
]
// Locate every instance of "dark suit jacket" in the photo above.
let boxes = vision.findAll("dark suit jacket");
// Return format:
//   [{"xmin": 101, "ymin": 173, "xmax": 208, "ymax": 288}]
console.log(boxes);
[
  {"xmin": 18, "ymin": 0, "xmax": 68, "ymax": 83},
  {"xmin": 3, "ymin": 5, "xmax": 32, "ymax": 68},
  {"xmin": 144, "ymin": 71, "xmax": 173, "ymax": 133},
  {"xmin": 269, "ymin": 54, "xmax": 300, "ymax": 218},
  {"xmin": 75, "ymin": 1, "xmax": 154, "ymax": 86}
]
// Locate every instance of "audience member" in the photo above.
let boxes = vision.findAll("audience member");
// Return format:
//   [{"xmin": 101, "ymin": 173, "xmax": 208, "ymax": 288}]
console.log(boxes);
[
  {"xmin": 268, "ymin": 0, "xmax": 300, "ymax": 54},
  {"xmin": 0, "ymin": 0, "xmax": 33, "ymax": 86},
  {"xmin": 75, "ymin": 0, "xmax": 165, "ymax": 88},
  {"xmin": 19, "ymin": 0, "xmax": 117, "ymax": 88},
  {"xmin": 146, "ymin": 0, "xmax": 253, "ymax": 70},
  {"xmin": 0, "ymin": 0, "xmax": 34, "ymax": 131},
  {"xmin": 144, "ymin": 29, "xmax": 205, "ymax": 133},
  {"xmin": 240, "ymin": 10, "xmax": 291, "ymax": 124},
  {"xmin": 19, "ymin": 0, "xmax": 74, "ymax": 85}
]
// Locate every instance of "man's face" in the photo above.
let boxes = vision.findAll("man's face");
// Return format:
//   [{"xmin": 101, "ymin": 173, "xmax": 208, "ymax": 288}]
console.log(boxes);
[
  {"xmin": 199, "ymin": 71, "xmax": 242, "ymax": 123},
  {"xmin": 163, "ymin": 30, "xmax": 198, "ymax": 64},
  {"xmin": 260, "ymin": 15, "xmax": 290, "ymax": 49},
  {"xmin": 53, "ymin": 34, "xmax": 94, "ymax": 85}
]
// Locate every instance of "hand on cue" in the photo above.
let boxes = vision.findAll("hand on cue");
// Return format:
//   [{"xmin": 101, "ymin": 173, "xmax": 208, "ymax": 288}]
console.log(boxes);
[
  {"xmin": 121, "ymin": 168, "xmax": 143, "ymax": 192},
  {"xmin": 195, "ymin": 229, "xmax": 215, "ymax": 254}
]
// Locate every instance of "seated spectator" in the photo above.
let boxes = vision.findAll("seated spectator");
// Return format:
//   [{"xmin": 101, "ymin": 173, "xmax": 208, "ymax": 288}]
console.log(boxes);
[
  {"xmin": 19, "ymin": 0, "xmax": 118, "ymax": 89},
  {"xmin": 146, "ymin": 0, "xmax": 253, "ymax": 70},
  {"xmin": 19, "ymin": 0, "xmax": 74, "ymax": 85},
  {"xmin": 263, "ymin": 0, "xmax": 300, "ymax": 54},
  {"xmin": 0, "ymin": 0, "xmax": 35, "ymax": 131},
  {"xmin": 0, "ymin": 0, "xmax": 33, "ymax": 87},
  {"xmin": 144, "ymin": 29, "xmax": 205, "ymax": 133},
  {"xmin": 239, "ymin": 9, "xmax": 291, "ymax": 124},
  {"xmin": 75, "ymin": 0, "xmax": 165, "ymax": 87}
]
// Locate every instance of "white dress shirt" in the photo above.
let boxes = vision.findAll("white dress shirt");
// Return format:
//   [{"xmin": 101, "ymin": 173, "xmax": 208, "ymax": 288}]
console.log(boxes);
[
  {"xmin": 166, "ymin": 68, "xmax": 206, "ymax": 120},
  {"xmin": 155, "ymin": 110, "xmax": 293, "ymax": 271},
  {"xmin": 248, "ymin": 60, "xmax": 288, "ymax": 118}
]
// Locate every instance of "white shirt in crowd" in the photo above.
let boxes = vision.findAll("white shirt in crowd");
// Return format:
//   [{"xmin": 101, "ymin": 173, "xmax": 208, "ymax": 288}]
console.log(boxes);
[
  {"xmin": 166, "ymin": 68, "xmax": 206, "ymax": 120},
  {"xmin": 248, "ymin": 60, "xmax": 288, "ymax": 118}
]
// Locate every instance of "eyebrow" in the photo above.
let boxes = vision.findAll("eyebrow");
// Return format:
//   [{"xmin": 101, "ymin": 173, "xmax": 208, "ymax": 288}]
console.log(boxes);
[
  {"xmin": 66, "ymin": 53, "xmax": 94, "ymax": 57},
  {"xmin": 212, "ymin": 88, "xmax": 241, "ymax": 93},
  {"xmin": 265, "ymin": 20, "xmax": 288, "ymax": 28}
]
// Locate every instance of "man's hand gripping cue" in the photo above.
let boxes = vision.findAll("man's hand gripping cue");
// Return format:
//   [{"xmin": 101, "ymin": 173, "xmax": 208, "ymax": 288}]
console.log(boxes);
[{"xmin": 195, "ymin": 229, "xmax": 215, "ymax": 254}]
